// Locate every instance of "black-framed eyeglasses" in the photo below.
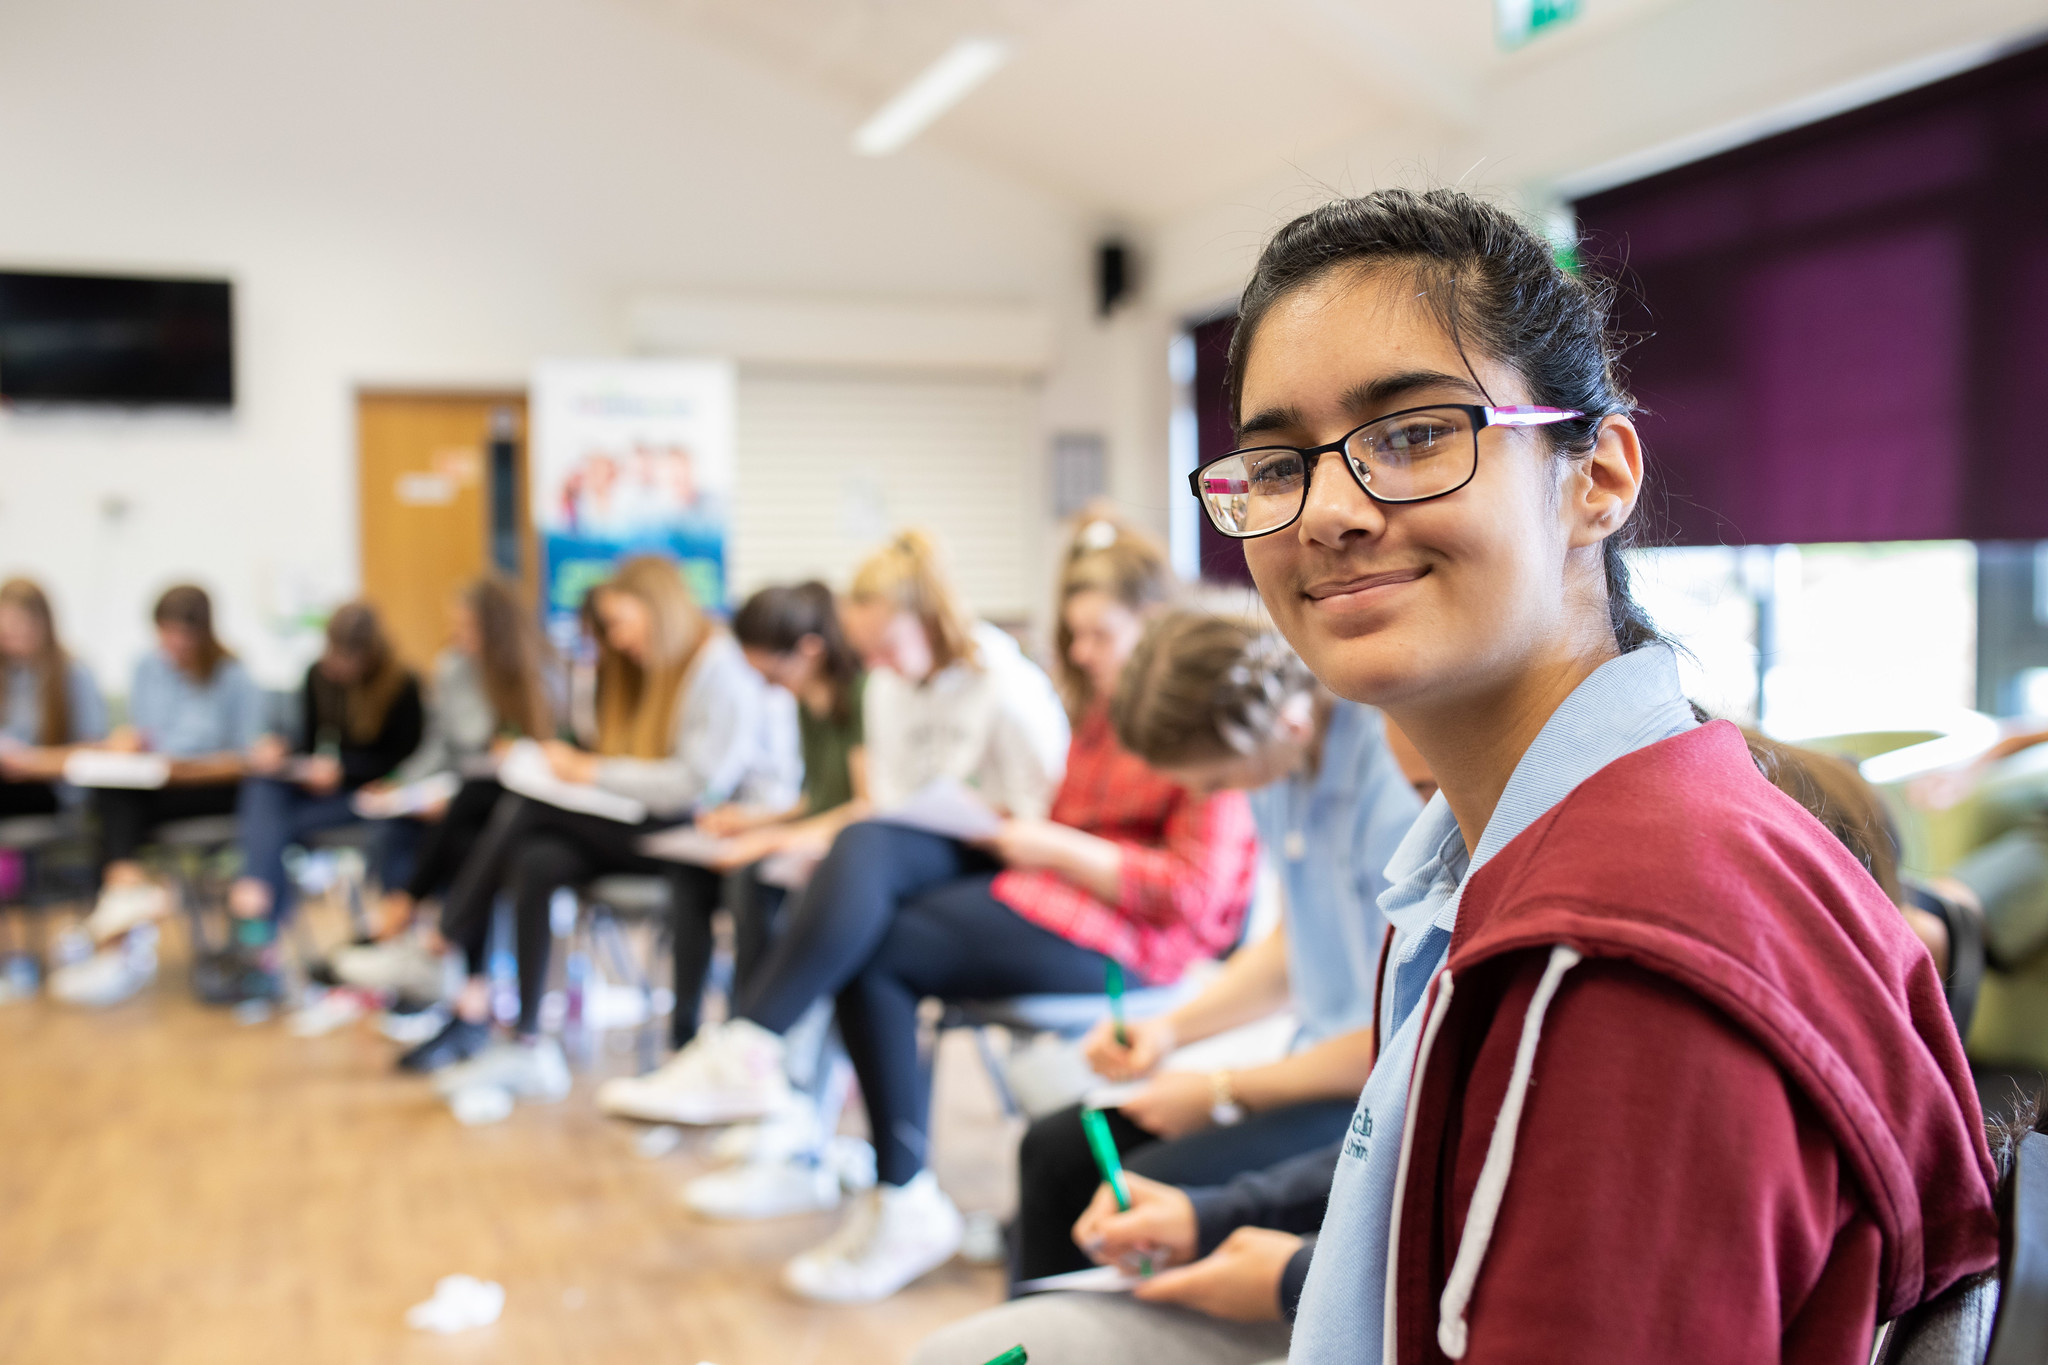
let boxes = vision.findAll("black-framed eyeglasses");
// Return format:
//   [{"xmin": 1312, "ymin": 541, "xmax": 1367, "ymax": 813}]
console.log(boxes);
[{"xmin": 1186, "ymin": 403, "xmax": 1584, "ymax": 540}]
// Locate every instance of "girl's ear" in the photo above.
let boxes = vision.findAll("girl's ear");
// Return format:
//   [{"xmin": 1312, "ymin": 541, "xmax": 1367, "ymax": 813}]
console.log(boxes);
[{"xmin": 1568, "ymin": 415, "xmax": 1644, "ymax": 549}]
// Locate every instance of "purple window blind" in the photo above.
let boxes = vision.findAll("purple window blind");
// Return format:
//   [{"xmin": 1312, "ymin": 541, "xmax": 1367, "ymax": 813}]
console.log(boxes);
[
  {"xmin": 1192, "ymin": 313, "xmax": 1254, "ymax": 583},
  {"xmin": 1573, "ymin": 38, "xmax": 2048, "ymax": 545}
]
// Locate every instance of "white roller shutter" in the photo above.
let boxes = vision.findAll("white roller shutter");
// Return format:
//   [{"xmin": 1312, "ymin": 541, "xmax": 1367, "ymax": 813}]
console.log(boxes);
[{"xmin": 727, "ymin": 368, "xmax": 1042, "ymax": 619}]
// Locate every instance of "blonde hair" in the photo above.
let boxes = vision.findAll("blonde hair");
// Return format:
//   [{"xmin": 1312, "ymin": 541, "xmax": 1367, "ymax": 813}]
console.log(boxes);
[
  {"xmin": 1111, "ymin": 610, "xmax": 1317, "ymax": 768},
  {"xmin": 593, "ymin": 555, "xmax": 709, "ymax": 758},
  {"xmin": 1054, "ymin": 510, "xmax": 1176, "ymax": 717},
  {"xmin": 849, "ymin": 530, "xmax": 979, "ymax": 676},
  {"xmin": 0, "ymin": 578, "xmax": 71, "ymax": 745}
]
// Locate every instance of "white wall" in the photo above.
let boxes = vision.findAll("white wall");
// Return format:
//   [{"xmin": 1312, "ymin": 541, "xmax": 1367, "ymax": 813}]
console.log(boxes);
[{"xmin": 0, "ymin": 0, "xmax": 1099, "ymax": 688}]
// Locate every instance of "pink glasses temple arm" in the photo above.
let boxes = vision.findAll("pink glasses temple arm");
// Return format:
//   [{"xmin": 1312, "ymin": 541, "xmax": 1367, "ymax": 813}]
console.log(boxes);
[{"xmin": 1485, "ymin": 405, "xmax": 1584, "ymax": 427}]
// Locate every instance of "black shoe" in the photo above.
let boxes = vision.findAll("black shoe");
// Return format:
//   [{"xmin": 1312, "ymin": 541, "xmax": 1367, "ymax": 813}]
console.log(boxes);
[
  {"xmin": 398, "ymin": 1017, "xmax": 491, "ymax": 1073},
  {"xmin": 191, "ymin": 948, "xmax": 282, "ymax": 1007}
]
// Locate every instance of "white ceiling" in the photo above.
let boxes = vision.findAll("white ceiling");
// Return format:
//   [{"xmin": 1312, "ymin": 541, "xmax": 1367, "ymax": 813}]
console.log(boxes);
[{"xmin": 678, "ymin": 0, "xmax": 1695, "ymax": 218}]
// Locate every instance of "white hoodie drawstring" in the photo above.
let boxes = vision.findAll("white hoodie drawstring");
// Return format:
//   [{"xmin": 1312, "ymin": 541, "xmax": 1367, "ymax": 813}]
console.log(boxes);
[
  {"xmin": 1436, "ymin": 944, "xmax": 1584, "ymax": 1359},
  {"xmin": 1382, "ymin": 967, "xmax": 1457, "ymax": 1365}
]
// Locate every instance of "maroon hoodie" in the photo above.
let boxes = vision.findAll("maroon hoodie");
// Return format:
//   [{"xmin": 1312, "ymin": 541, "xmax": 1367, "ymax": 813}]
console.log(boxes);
[{"xmin": 1386, "ymin": 721, "xmax": 1999, "ymax": 1363}]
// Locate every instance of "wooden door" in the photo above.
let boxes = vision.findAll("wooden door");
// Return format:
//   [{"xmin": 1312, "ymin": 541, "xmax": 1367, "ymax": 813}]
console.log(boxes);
[{"xmin": 356, "ymin": 391, "xmax": 531, "ymax": 669}]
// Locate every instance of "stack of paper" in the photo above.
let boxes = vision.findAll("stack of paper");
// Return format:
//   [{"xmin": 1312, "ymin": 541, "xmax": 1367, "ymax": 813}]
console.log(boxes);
[
  {"xmin": 352, "ymin": 770, "xmax": 463, "ymax": 819},
  {"xmin": 63, "ymin": 750, "xmax": 171, "ymax": 789},
  {"xmin": 873, "ymin": 777, "xmax": 1002, "ymax": 841}
]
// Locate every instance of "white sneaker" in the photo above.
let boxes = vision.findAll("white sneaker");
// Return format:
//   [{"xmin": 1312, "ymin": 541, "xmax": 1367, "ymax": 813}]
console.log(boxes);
[
  {"xmin": 594, "ymin": 1019, "xmax": 791, "ymax": 1125},
  {"xmin": 782, "ymin": 1171, "xmax": 964, "ymax": 1303},
  {"xmin": 50, "ymin": 931, "xmax": 158, "ymax": 1009},
  {"xmin": 331, "ymin": 939, "xmax": 447, "ymax": 999},
  {"xmin": 434, "ymin": 1037, "xmax": 571, "ymax": 1103},
  {"xmin": 85, "ymin": 882, "xmax": 170, "ymax": 944},
  {"xmin": 289, "ymin": 987, "xmax": 368, "ymax": 1038},
  {"xmin": 686, "ymin": 1155, "xmax": 842, "ymax": 1220}
]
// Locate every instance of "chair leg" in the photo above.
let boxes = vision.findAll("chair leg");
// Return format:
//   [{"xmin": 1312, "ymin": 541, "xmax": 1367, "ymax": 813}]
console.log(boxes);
[{"xmin": 971, "ymin": 1025, "xmax": 1024, "ymax": 1118}]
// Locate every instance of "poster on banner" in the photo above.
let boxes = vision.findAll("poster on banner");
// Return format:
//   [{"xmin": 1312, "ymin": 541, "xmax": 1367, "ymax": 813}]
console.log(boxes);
[{"xmin": 530, "ymin": 358, "xmax": 736, "ymax": 647}]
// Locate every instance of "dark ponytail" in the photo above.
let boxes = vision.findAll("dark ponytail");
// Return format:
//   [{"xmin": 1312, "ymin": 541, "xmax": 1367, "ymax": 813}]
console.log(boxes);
[
  {"xmin": 1227, "ymin": 187, "xmax": 1661, "ymax": 653},
  {"xmin": 733, "ymin": 581, "xmax": 863, "ymax": 722}
]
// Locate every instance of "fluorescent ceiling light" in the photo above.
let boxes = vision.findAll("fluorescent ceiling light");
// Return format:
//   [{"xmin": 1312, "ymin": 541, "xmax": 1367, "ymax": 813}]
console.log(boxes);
[{"xmin": 852, "ymin": 37, "xmax": 1011, "ymax": 157}]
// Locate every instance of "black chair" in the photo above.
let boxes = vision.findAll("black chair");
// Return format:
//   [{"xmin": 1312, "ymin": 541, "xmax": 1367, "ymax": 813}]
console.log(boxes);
[{"xmin": 1877, "ymin": 1097, "xmax": 2048, "ymax": 1363}]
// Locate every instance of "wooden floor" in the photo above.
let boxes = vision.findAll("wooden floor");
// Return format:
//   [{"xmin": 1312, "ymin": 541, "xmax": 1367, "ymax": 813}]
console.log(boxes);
[{"xmin": 0, "ymin": 910, "xmax": 1014, "ymax": 1365}]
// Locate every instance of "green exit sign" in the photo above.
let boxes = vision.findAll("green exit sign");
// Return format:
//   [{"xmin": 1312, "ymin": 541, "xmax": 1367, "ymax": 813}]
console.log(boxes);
[{"xmin": 1496, "ymin": 0, "xmax": 1582, "ymax": 49}]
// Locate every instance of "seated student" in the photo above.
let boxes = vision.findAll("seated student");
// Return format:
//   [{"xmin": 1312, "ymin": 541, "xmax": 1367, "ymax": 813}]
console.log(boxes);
[
  {"xmin": 369, "ymin": 575, "xmax": 559, "ymax": 946},
  {"xmin": 419, "ymin": 555, "xmax": 799, "ymax": 1108},
  {"xmin": 49, "ymin": 587, "xmax": 264, "ymax": 1007},
  {"xmin": 212, "ymin": 601, "xmax": 424, "ymax": 1005},
  {"xmin": 1012, "ymin": 611, "xmax": 1420, "ymax": 1285},
  {"xmin": 0, "ymin": 577, "xmax": 109, "ymax": 811},
  {"xmin": 655, "ymin": 580, "xmax": 869, "ymax": 1051},
  {"xmin": 920, "ymin": 187, "xmax": 2000, "ymax": 1365},
  {"xmin": 0, "ymin": 577, "xmax": 108, "ymax": 999},
  {"xmin": 595, "ymin": 528, "xmax": 1072, "ymax": 1122}
]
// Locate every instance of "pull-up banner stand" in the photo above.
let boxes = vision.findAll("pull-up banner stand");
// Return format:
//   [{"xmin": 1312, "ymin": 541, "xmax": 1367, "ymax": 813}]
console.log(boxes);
[{"xmin": 530, "ymin": 358, "xmax": 737, "ymax": 649}]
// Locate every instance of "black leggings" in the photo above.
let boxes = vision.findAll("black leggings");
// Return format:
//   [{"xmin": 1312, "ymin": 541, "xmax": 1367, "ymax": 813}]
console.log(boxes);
[
  {"xmin": 404, "ymin": 778, "xmax": 504, "ymax": 902},
  {"xmin": 670, "ymin": 864, "xmax": 786, "ymax": 1049},
  {"xmin": 0, "ymin": 781, "xmax": 59, "ymax": 819},
  {"xmin": 1013, "ymin": 1098, "xmax": 1357, "ymax": 1281},
  {"xmin": 439, "ymin": 795, "xmax": 680, "ymax": 1036},
  {"xmin": 92, "ymin": 782, "xmax": 240, "ymax": 870}
]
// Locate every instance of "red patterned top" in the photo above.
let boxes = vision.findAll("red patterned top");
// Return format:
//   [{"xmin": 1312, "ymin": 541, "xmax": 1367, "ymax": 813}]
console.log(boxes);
[{"xmin": 992, "ymin": 705, "xmax": 1259, "ymax": 984}]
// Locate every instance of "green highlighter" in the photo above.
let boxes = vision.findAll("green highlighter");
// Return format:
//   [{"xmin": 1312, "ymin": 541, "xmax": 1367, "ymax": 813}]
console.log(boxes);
[
  {"xmin": 978, "ymin": 1349, "xmax": 1027, "ymax": 1365},
  {"xmin": 1104, "ymin": 957, "xmax": 1128, "ymax": 1047},
  {"xmin": 1080, "ymin": 1106, "xmax": 1152, "ymax": 1276}
]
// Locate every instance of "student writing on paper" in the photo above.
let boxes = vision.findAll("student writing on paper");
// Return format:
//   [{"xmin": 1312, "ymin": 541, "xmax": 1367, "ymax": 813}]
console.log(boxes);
[
  {"xmin": 213, "ymin": 601, "xmax": 423, "ymax": 1006},
  {"xmin": 367, "ymin": 576, "xmax": 560, "ymax": 949},
  {"xmin": 56, "ymin": 587, "xmax": 265, "ymax": 1004},
  {"xmin": 662, "ymin": 581, "xmax": 868, "ymax": 1050},
  {"xmin": 1010, "ymin": 612, "xmax": 1420, "ymax": 1287},
  {"xmin": 0, "ymin": 577, "xmax": 108, "ymax": 996},
  {"xmin": 0, "ymin": 577, "xmax": 109, "ymax": 812},
  {"xmin": 609, "ymin": 520, "xmax": 1259, "ymax": 1306},
  {"xmin": 416, "ymin": 556, "xmax": 797, "ymax": 1113}
]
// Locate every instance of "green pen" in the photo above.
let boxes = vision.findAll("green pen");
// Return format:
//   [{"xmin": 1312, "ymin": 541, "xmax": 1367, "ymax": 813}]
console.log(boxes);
[
  {"xmin": 978, "ymin": 1349, "xmax": 1027, "ymax": 1365},
  {"xmin": 1104, "ymin": 957, "xmax": 1128, "ymax": 1047},
  {"xmin": 1080, "ymin": 1106, "xmax": 1152, "ymax": 1276}
]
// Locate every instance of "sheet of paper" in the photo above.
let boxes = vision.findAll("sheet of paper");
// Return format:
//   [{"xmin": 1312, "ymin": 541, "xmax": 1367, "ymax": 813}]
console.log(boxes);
[
  {"xmin": 1013, "ymin": 1265, "xmax": 1143, "ymax": 1295},
  {"xmin": 62, "ymin": 750, "xmax": 171, "ymax": 789},
  {"xmin": 498, "ymin": 740, "xmax": 648, "ymax": 825},
  {"xmin": 639, "ymin": 825, "xmax": 740, "ymax": 867},
  {"xmin": 756, "ymin": 847, "xmax": 821, "ymax": 890},
  {"xmin": 352, "ymin": 770, "xmax": 463, "ymax": 819},
  {"xmin": 872, "ymin": 776, "xmax": 1002, "ymax": 842}
]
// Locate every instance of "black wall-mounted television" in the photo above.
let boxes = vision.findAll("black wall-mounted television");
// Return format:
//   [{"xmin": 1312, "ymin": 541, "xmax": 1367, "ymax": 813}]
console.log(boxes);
[{"xmin": 0, "ymin": 270, "xmax": 233, "ymax": 408}]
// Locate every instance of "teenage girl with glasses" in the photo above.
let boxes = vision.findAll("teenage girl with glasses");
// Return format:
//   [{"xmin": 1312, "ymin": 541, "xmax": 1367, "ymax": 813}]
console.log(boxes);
[{"xmin": 926, "ymin": 187, "xmax": 1997, "ymax": 1365}]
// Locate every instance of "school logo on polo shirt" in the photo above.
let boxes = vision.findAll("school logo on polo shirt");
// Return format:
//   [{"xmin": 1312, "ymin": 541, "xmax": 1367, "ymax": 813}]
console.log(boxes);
[{"xmin": 1343, "ymin": 1105, "xmax": 1374, "ymax": 1160}]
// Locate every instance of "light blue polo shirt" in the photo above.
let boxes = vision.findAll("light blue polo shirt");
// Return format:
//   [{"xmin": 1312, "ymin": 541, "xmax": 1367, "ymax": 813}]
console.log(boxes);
[{"xmin": 1246, "ymin": 700, "xmax": 1422, "ymax": 1044}]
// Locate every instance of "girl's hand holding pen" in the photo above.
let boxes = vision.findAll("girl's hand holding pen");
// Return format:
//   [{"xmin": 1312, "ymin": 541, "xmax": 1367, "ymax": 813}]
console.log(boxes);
[{"xmin": 1071, "ymin": 1172, "xmax": 1196, "ymax": 1273}]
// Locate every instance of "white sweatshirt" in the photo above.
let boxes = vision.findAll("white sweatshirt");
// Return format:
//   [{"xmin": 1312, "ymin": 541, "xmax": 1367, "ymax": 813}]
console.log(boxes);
[{"xmin": 863, "ymin": 621, "xmax": 1069, "ymax": 821}]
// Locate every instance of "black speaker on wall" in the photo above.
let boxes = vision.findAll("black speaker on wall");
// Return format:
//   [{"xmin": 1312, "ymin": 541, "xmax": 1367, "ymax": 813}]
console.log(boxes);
[{"xmin": 1096, "ymin": 239, "xmax": 1131, "ymax": 317}]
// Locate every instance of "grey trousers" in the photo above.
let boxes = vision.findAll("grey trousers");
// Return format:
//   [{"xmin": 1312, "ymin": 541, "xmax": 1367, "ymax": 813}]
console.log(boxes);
[{"xmin": 907, "ymin": 1292, "xmax": 1290, "ymax": 1365}]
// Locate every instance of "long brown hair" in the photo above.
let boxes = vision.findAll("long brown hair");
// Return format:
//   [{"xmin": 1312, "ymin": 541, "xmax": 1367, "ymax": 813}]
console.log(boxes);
[
  {"xmin": 1111, "ymin": 610, "xmax": 1317, "ymax": 769},
  {"xmin": 593, "ymin": 556, "xmax": 709, "ymax": 758},
  {"xmin": 0, "ymin": 578, "xmax": 71, "ymax": 745},
  {"xmin": 732, "ymin": 581, "xmax": 861, "ymax": 724},
  {"xmin": 153, "ymin": 584, "xmax": 230, "ymax": 683},
  {"xmin": 315, "ymin": 601, "xmax": 410, "ymax": 745},
  {"xmin": 464, "ymin": 576, "xmax": 555, "ymax": 740},
  {"xmin": 1054, "ymin": 509, "xmax": 1176, "ymax": 717},
  {"xmin": 849, "ymin": 530, "xmax": 978, "ymax": 676}
]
